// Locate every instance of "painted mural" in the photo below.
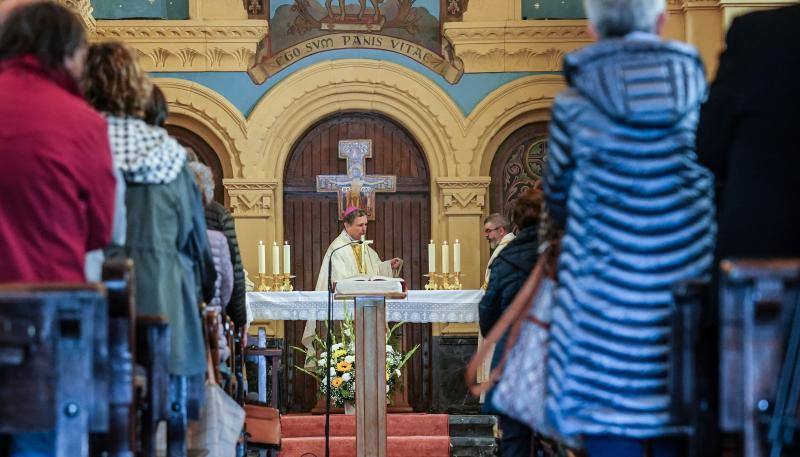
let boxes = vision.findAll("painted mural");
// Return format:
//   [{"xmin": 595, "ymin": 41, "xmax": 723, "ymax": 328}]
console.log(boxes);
[{"xmin": 248, "ymin": 0, "xmax": 464, "ymax": 84}]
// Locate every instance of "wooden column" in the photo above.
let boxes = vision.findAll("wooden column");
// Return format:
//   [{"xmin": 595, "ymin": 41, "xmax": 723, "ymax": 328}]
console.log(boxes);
[{"xmin": 355, "ymin": 296, "xmax": 388, "ymax": 457}]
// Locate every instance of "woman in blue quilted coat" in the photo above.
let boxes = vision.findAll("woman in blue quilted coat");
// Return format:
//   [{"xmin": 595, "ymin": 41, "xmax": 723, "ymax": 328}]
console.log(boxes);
[{"xmin": 542, "ymin": 0, "xmax": 716, "ymax": 455}]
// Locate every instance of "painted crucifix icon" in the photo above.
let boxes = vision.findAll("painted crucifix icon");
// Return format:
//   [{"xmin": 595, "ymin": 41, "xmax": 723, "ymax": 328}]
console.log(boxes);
[{"xmin": 316, "ymin": 139, "xmax": 397, "ymax": 220}]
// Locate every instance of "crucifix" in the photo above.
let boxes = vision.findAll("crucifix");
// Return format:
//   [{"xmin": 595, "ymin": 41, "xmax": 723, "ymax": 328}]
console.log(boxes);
[{"xmin": 316, "ymin": 139, "xmax": 397, "ymax": 220}]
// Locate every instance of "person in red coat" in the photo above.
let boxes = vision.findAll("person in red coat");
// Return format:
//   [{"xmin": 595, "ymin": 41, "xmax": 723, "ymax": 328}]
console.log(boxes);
[{"xmin": 0, "ymin": 2, "xmax": 116, "ymax": 284}]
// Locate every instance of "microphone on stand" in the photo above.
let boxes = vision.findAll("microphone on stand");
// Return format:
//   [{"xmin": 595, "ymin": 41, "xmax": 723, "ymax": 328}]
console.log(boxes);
[{"xmin": 325, "ymin": 239, "xmax": 363, "ymax": 457}]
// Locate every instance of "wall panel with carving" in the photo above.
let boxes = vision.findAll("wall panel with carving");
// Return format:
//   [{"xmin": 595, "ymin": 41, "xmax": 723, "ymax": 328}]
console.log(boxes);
[{"xmin": 489, "ymin": 123, "xmax": 548, "ymax": 220}]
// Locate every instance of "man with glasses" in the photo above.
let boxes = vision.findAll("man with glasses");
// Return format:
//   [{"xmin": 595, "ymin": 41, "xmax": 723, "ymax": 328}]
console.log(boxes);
[{"xmin": 482, "ymin": 213, "xmax": 515, "ymax": 290}]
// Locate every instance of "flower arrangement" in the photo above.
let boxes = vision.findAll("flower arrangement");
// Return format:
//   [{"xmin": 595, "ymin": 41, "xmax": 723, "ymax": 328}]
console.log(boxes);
[{"xmin": 294, "ymin": 309, "xmax": 419, "ymax": 408}]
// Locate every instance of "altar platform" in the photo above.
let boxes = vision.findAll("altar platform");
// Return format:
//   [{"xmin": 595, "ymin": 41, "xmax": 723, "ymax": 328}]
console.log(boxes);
[{"xmin": 274, "ymin": 413, "xmax": 497, "ymax": 457}]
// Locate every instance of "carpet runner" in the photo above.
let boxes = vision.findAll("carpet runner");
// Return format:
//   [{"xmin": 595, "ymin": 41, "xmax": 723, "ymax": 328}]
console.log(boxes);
[{"xmin": 278, "ymin": 414, "xmax": 451, "ymax": 457}]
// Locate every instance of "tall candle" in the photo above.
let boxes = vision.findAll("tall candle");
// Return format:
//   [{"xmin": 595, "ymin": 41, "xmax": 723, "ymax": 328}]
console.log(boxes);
[
  {"xmin": 428, "ymin": 240, "xmax": 436, "ymax": 273},
  {"xmin": 360, "ymin": 235, "xmax": 367, "ymax": 273},
  {"xmin": 454, "ymin": 239, "xmax": 461, "ymax": 273},
  {"xmin": 272, "ymin": 242, "xmax": 280, "ymax": 275},
  {"xmin": 258, "ymin": 241, "xmax": 266, "ymax": 274},
  {"xmin": 441, "ymin": 241, "xmax": 449, "ymax": 274},
  {"xmin": 283, "ymin": 241, "xmax": 291, "ymax": 275}
]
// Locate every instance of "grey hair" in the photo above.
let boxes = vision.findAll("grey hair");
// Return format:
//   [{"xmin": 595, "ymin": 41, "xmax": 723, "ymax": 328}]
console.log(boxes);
[
  {"xmin": 187, "ymin": 161, "xmax": 215, "ymax": 206},
  {"xmin": 483, "ymin": 213, "xmax": 511, "ymax": 232},
  {"xmin": 583, "ymin": 0, "xmax": 665, "ymax": 38}
]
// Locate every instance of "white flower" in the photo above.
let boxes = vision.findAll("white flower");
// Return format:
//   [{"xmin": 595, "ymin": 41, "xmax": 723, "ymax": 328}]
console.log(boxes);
[
  {"xmin": 322, "ymin": 376, "xmax": 327, "ymax": 385},
  {"xmin": 332, "ymin": 343, "xmax": 343, "ymax": 351},
  {"xmin": 395, "ymin": 369, "xmax": 401, "ymax": 378},
  {"xmin": 320, "ymin": 352, "xmax": 327, "ymax": 359},
  {"xmin": 386, "ymin": 385, "xmax": 390, "ymax": 393},
  {"xmin": 330, "ymin": 367, "xmax": 336, "ymax": 376},
  {"xmin": 386, "ymin": 345, "xmax": 394, "ymax": 353},
  {"xmin": 319, "ymin": 358, "xmax": 327, "ymax": 366},
  {"xmin": 344, "ymin": 329, "xmax": 351, "ymax": 337},
  {"xmin": 345, "ymin": 355, "xmax": 355, "ymax": 363},
  {"xmin": 342, "ymin": 373, "xmax": 351, "ymax": 382}
]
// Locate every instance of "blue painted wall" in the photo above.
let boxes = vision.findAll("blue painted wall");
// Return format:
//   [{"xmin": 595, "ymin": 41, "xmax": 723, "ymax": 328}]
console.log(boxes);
[{"xmin": 154, "ymin": 49, "xmax": 556, "ymax": 118}]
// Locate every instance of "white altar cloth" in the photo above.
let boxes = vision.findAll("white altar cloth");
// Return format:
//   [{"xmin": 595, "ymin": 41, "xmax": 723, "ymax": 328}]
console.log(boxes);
[{"xmin": 247, "ymin": 290, "xmax": 483, "ymax": 323}]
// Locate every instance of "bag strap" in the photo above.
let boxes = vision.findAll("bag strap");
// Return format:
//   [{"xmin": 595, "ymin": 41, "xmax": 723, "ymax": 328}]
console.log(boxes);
[
  {"xmin": 201, "ymin": 306, "xmax": 218, "ymax": 386},
  {"xmin": 465, "ymin": 250, "xmax": 548, "ymax": 396}
]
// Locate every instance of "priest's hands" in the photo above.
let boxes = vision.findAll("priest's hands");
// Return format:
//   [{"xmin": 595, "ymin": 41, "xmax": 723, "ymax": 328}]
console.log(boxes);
[{"xmin": 390, "ymin": 258, "xmax": 402, "ymax": 269}]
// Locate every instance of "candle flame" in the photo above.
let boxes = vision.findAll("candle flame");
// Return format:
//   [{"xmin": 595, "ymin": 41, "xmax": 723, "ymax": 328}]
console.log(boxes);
[{"xmin": 259, "ymin": 240, "xmax": 264, "ymax": 245}]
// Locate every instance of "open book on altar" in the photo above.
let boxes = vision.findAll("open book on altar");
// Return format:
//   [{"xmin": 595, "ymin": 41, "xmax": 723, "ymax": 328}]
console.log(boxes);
[{"xmin": 334, "ymin": 275, "xmax": 406, "ymax": 296}]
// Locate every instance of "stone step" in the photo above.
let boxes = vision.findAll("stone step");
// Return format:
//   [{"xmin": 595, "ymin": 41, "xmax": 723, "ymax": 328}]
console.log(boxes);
[
  {"xmin": 449, "ymin": 415, "xmax": 498, "ymax": 438},
  {"xmin": 451, "ymin": 436, "xmax": 498, "ymax": 457}
]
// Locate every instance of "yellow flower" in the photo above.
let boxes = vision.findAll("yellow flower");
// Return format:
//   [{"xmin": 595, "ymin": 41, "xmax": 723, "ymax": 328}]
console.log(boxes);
[
  {"xmin": 333, "ymin": 349, "xmax": 347, "ymax": 359},
  {"xmin": 386, "ymin": 371, "xmax": 390, "ymax": 381},
  {"xmin": 336, "ymin": 361, "xmax": 352, "ymax": 372},
  {"xmin": 331, "ymin": 377, "xmax": 343, "ymax": 388}
]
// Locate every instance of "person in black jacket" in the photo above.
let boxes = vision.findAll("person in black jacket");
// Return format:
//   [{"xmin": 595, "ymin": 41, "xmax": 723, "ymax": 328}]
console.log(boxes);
[
  {"xmin": 697, "ymin": 5, "xmax": 800, "ymax": 260},
  {"xmin": 478, "ymin": 188, "xmax": 543, "ymax": 457}
]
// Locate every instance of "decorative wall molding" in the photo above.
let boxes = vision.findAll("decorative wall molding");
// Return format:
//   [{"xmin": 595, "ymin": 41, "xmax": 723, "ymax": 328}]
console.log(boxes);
[
  {"xmin": 437, "ymin": 178, "xmax": 491, "ymax": 215},
  {"xmin": 92, "ymin": 20, "xmax": 268, "ymax": 71},
  {"xmin": 444, "ymin": 20, "xmax": 591, "ymax": 72},
  {"xmin": 223, "ymin": 180, "xmax": 277, "ymax": 218}
]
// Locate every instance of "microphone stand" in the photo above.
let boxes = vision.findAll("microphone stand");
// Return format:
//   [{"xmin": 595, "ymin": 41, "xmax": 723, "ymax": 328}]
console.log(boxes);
[{"xmin": 325, "ymin": 239, "xmax": 361, "ymax": 457}]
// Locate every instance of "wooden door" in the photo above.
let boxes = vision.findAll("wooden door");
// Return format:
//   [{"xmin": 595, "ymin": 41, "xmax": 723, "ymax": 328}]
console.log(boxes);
[
  {"xmin": 167, "ymin": 125, "xmax": 226, "ymax": 204},
  {"xmin": 282, "ymin": 113, "xmax": 432, "ymax": 412},
  {"xmin": 489, "ymin": 123, "xmax": 549, "ymax": 221}
]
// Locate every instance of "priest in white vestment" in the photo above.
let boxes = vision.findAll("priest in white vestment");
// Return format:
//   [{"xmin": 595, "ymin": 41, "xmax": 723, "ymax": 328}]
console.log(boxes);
[
  {"xmin": 482, "ymin": 213, "xmax": 515, "ymax": 290},
  {"xmin": 302, "ymin": 207, "xmax": 402, "ymax": 358}
]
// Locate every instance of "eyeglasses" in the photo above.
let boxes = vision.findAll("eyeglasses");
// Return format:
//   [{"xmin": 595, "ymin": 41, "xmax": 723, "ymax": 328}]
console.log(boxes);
[{"xmin": 484, "ymin": 226, "xmax": 500, "ymax": 234}]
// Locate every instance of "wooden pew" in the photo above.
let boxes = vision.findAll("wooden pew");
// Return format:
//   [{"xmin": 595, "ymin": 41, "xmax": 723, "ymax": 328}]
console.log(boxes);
[
  {"xmin": 719, "ymin": 259, "xmax": 800, "ymax": 457},
  {"xmin": 90, "ymin": 259, "xmax": 136, "ymax": 457},
  {"xmin": 0, "ymin": 284, "xmax": 107, "ymax": 457},
  {"xmin": 135, "ymin": 315, "xmax": 170, "ymax": 457},
  {"xmin": 671, "ymin": 280, "xmax": 715, "ymax": 457}
]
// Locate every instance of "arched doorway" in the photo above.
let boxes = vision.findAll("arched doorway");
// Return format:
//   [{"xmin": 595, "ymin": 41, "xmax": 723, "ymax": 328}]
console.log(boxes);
[
  {"xmin": 167, "ymin": 125, "xmax": 226, "ymax": 204},
  {"xmin": 282, "ymin": 112, "xmax": 433, "ymax": 412},
  {"xmin": 489, "ymin": 123, "xmax": 549, "ymax": 222}
]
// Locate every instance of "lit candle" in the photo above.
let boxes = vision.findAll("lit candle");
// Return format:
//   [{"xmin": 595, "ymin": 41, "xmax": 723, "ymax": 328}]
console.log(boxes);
[
  {"xmin": 441, "ymin": 241, "xmax": 449, "ymax": 274},
  {"xmin": 283, "ymin": 241, "xmax": 291, "ymax": 275},
  {"xmin": 258, "ymin": 241, "xmax": 266, "ymax": 274},
  {"xmin": 272, "ymin": 241, "xmax": 280, "ymax": 275},
  {"xmin": 428, "ymin": 240, "xmax": 436, "ymax": 273},
  {"xmin": 454, "ymin": 239, "xmax": 461, "ymax": 273}
]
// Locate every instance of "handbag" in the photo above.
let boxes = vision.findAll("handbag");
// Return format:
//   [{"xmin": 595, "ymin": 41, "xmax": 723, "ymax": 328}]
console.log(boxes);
[
  {"xmin": 244, "ymin": 403, "xmax": 281, "ymax": 446},
  {"xmin": 465, "ymin": 240, "xmax": 559, "ymax": 430},
  {"xmin": 492, "ymin": 273, "xmax": 555, "ymax": 430},
  {"xmin": 190, "ymin": 323, "xmax": 247, "ymax": 456}
]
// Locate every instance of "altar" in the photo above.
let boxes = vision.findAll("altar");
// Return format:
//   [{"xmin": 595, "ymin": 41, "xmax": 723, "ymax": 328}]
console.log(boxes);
[
  {"xmin": 246, "ymin": 289, "xmax": 484, "ymax": 414},
  {"xmin": 247, "ymin": 290, "xmax": 483, "ymax": 323}
]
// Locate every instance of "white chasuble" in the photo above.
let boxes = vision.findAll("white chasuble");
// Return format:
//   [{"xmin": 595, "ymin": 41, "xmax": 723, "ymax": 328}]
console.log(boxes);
[{"xmin": 302, "ymin": 230, "xmax": 402, "ymax": 360}]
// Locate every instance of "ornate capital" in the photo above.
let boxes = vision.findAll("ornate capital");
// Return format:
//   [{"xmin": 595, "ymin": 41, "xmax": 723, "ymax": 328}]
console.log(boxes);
[
  {"xmin": 93, "ymin": 20, "xmax": 268, "ymax": 72},
  {"xmin": 223, "ymin": 180, "xmax": 277, "ymax": 218},
  {"xmin": 437, "ymin": 177, "xmax": 491, "ymax": 215},
  {"xmin": 444, "ymin": 20, "xmax": 591, "ymax": 73},
  {"xmin": 58, "ymin": 0, "xmax": 96, "ymax": 33}
]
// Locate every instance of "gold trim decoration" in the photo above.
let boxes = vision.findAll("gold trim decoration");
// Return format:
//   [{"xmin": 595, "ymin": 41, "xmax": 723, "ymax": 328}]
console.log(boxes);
[
  {"xmin": 92, "ymin": 19, "xmax": 268, "ymax": 71},
  {"xmin": 223, "ymin": 180, "xmax": 277, "ymax": 218},
  {"xmin": 444, "ymin": 20, "xmax": 592, "ymax": 73}
]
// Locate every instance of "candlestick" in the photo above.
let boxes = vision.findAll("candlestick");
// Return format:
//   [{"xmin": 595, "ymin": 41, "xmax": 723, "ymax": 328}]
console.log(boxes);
[
  {"xmin": 258, "ymin": 241, "xmax": 266, "ymax": 274},
  {"xmin": 428, "ymin": 240, "xmax": 436, "ymax": 273},
  {"xmin": 454, "ymin": 239, "xmax": 461, "ymax": 273},
  {"xmin": 272, "ymin": 242, "xmax": 280, "ymax": 275},
  {"xmin": 283, "ymin": 241, "xmax": 291, "ymax": 275},
  {"xmin": 441, "ymin": 241, "xmax": 449, "ymax": 274}
]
